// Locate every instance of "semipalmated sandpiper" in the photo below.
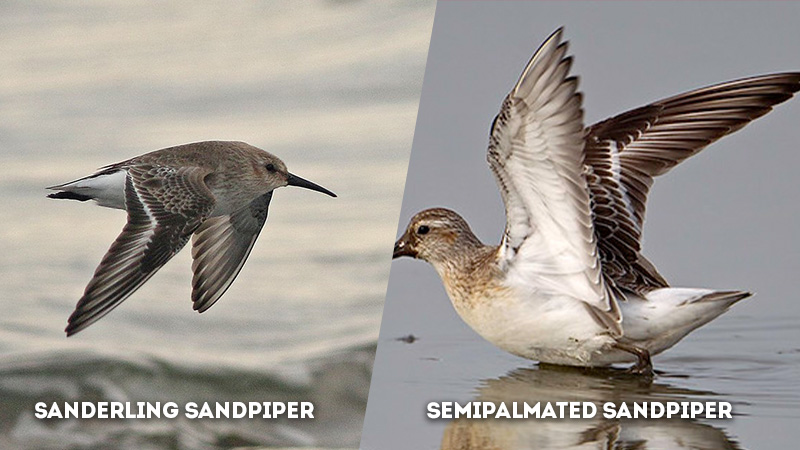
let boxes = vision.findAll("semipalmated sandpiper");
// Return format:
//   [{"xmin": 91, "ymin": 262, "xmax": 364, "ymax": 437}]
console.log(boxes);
[{"xmin": 393, "ymin": 29, "xmax": 799, "ymax": 374}]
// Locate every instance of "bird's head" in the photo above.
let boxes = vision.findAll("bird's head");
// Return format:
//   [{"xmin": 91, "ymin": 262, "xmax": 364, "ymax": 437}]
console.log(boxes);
[
  {"xmin": 393, "ymin": 208, "xmax": 482, "ymax": 265},
  {"xmin": 258, "ymin": 153, "xmax": 336, "ymax": 198}
]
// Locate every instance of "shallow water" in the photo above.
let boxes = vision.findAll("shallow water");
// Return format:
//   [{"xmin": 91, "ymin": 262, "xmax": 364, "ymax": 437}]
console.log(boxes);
[
  {"xmin": 364, "ymin": 311, "xmax": 799, "ymax": 449},
  {"xmin": 0, "ymin": 1, "xmax": 434, "ymax": 448},
  {"xmin": 362, "ymin": 2, "xmax": 800, "ymax": 449}
]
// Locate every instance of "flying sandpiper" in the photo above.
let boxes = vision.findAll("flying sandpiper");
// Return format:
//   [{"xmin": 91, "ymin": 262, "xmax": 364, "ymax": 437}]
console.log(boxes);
[{"xmin": 49, "ymin": 140, "xmax": 336, "ymax": 336}]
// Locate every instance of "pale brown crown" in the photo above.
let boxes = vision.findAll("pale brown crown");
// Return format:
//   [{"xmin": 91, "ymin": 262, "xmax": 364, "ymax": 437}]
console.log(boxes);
[{"xmin": 393, "ymin": 208, "xmax": 487, "ymax": 265}]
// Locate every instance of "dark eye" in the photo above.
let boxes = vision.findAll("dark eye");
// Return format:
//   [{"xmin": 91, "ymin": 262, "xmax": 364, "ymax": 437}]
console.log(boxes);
[
  {"xmin": 417, "ymin": 225, "xmax": 430, "ymax": 235},
  {"xmin": 266, "ymin": 163, "xmax": 276, "ymax": 172}
]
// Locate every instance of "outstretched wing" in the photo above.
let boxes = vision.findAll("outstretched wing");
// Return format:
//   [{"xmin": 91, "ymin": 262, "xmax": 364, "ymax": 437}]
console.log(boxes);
[
  {"xmin": 585, "ymin": 73, "xmax": 800, "ymax": 291},
  {"xmin": 66, "ymin": 165, "xmax": 215, "ymax": 336},
  {"xmin": 190, "ymin": 192, "xmax": 273, "ymax": 312},
  {"xmin": 488, "ymin": 29, "xmax": 621, "ymax": 335}
]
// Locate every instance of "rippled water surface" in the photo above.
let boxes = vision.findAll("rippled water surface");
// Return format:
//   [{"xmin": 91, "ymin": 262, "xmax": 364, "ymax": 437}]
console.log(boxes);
[
  {"xmin": 362, "ymin": 2, "xmax": 800, "ymax": 449},
  {"xmin": 365, "ymin": 314, "xmax": 800, "ymax": 449},
  {"xmin": 0, "ymin": 1, "xmax": 434, "ymax": 448}
]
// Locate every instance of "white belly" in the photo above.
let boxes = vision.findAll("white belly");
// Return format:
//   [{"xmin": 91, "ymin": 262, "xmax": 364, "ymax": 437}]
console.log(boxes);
[
  {"xmin": 451, "ymin": 286, "xmax": 745, "ymax": 367},
  {"xmin": 451, "ymin": 288, "xmax": 620, "ymax": 366}
]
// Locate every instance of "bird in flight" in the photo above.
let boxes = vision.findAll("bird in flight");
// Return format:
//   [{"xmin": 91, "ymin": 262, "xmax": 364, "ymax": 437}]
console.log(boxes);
[{"xmin": 49, "ymin": 140, "xmax": 336, "ymax": 336}]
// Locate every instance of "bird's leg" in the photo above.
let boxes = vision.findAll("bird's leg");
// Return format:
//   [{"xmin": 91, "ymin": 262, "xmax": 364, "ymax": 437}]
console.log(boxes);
[{"xmin": 613, "ymin": 342, "xmax": 653, "ymax": 376}]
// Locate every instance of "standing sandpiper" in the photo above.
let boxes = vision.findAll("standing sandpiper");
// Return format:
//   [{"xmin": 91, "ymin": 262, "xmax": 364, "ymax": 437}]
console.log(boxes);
[
  {"xmin": 49, "ymin": 140, "xmax": 336, "ymax": 336},
  {"xmin": 393, "ymin": 29, "xmax": 800, "ymax": 374}
]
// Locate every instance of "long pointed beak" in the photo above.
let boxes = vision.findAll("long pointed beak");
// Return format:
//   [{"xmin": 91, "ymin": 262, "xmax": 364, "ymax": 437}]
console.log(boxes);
[{"xmin": 286, "ymin": 172, "xmax": 337, "ymax": 197}]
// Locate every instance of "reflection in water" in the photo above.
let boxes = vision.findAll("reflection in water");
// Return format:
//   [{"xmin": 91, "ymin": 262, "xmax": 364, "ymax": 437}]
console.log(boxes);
[{"xmin": 441, "ymin": 366, "xmax": 741, "ymax": 450}]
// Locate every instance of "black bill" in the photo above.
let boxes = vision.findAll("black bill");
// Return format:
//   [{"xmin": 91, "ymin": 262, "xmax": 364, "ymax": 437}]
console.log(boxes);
[{"xmin": 287, "ymin": 172, "xmax": 337, "ymax": 197}]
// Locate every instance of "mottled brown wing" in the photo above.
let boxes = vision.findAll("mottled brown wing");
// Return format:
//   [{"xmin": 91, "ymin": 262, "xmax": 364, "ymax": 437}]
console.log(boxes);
[
  {"xmin": 65, "ymin": 165, "xmax": 215, "ymax": 336},
  {"xmin": 585, "ymin": 73, "xmax": 800, "ymax": 291},
  {"xmin": 190, "ymin": 192, "xmax": 272, "ymax": 313}
]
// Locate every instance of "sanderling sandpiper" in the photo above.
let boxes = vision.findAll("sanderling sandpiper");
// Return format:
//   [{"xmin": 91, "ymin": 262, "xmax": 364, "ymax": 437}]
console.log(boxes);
[
  {"xmin": 49, "ymin": 140, "xmax": 335, "ymax": 336},
  {"xmin": 393, "ymin": 29, "xmax": 799, "ymax": 374}
]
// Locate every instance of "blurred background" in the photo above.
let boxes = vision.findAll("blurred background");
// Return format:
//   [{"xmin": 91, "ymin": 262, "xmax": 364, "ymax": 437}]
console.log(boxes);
[{"xmin": 0, "ymin": 1, "xmax": 434, "ymax": 449}]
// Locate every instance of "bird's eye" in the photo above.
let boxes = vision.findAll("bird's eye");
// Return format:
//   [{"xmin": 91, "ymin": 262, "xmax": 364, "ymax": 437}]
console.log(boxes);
[
  {"xmin": 266, "ymin": 163, "xmax": 276, "ymax": 172},
  {"xmin": 417, "ymin": 225, "xmax": 430, "ymax": 235}
]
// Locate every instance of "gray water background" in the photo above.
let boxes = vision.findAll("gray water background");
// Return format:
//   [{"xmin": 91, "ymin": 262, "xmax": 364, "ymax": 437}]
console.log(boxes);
[
  {"xmin": 0, "ymin": 1, "xmax": 434, "ymax": 449},
  {"xmin": 362, "ymin": 2, "xmax": 800, "ymax": 449}
]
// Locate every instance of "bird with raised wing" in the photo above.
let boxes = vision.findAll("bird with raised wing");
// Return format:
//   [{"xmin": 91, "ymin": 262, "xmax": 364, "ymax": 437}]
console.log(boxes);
[
  {"xmin": 49, "ymin": 140, "xmax": 336, "ymax": 336},
  {"xmin": 393, "ymin": 29, "xmax": 800, "ymax": 374}
]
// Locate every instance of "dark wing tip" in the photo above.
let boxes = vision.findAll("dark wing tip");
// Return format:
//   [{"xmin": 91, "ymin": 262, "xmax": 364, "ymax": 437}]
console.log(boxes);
[
  {"xmin": 65, "ymin": 326, "xmax": 83, "ymax": 337},
  {"xmin": 192, "ymin": 297, "xmax": 216, "ymax": 313},
  {"xmin": 191, "ymin": 281, "xmax": 223, "ymax": 313},
  {"xmin": 64, "ymin": 310, "xmax": 93, "ymax": 336},
  {"xmin": 64, "ymin": 299, "xmax": 114, "ymax": 336}
]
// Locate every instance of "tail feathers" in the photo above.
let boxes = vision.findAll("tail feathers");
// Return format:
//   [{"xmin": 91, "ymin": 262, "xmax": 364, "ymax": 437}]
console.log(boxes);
[
  {"xmin": 622, "ymin": 287, "xmax": 752, "ymax": 351},
  {"xmin": 46, "ymin": 169, "xmax": 127, "ymax": 209},
  {"xmin": 686, "ymin": 289, "xmax": 752, "ymax": 307},
  {"xmin": 46, "ymin": 172, "xmax": 103, "ymax": 191},
  {"xmin": 47, "ymin": 191, "xmax": 93, "ymax": 202}
]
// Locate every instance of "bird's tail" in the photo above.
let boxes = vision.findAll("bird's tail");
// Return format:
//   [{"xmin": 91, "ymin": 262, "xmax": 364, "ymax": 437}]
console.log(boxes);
[
  {"xmin": 46, "ymin": 169, "xmax": 127, "ymax": 209},
  {"xmin": 47, "ymin": 191, "xmax": 93, "ymax": 201},
  {"xmin": 621, "ymin": 288, "xmax": 752, "ymax": 355}
]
